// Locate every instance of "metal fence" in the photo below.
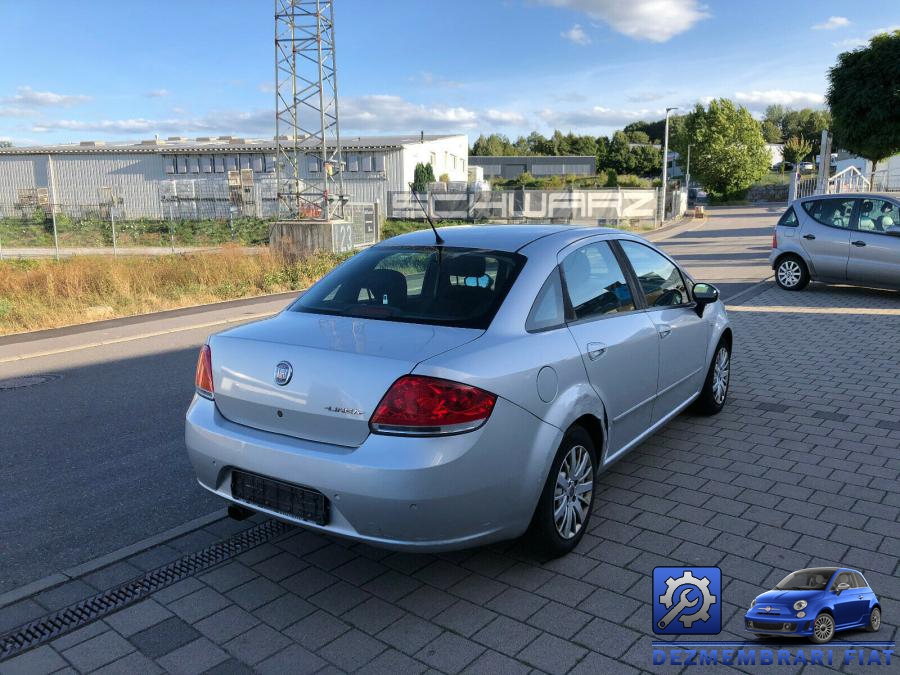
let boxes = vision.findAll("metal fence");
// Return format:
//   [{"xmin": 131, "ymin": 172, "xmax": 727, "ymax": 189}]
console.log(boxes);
[{"xmin": 387, "ymin": 188, "xmax": 662, "ymax": 225}]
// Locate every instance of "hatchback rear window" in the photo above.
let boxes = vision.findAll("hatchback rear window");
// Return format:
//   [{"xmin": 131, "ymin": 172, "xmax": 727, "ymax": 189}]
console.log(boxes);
[{"xmin": 291, "ymin": 246, "xmax": 526, "ymax": 329}]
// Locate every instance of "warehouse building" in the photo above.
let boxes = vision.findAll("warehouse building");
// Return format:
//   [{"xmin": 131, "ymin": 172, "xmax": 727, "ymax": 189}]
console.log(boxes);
[
  {"xmin": 468, "ymin": 155, "xmax": 596, "ymax": 180},
  {"xmin": 0, "ymin": 133, "xmax": 468, "ymax": 220}
]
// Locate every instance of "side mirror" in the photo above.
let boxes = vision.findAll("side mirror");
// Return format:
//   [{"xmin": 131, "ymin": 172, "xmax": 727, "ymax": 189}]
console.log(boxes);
[
  {"xmin": 836, "ymin": 582, "xmax": 850, "ymax": 594},
  {"xmin": 693, "ymin": 283, "xmax": 719, "ymax": 317},
  {"xmin": 885, "ymin": 226, "xmax": 900, "ymax": 237}
]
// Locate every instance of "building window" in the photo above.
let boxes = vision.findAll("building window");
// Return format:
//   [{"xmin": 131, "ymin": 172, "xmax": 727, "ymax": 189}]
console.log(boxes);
[
  {"xmin": 188, "ymin": 155, "xmax": 200, "ymax": 173},
  {"xmin": 240, "ymin": 155, "xmax": 251, "ymax": 170},
  {"xmin": 176, "ymin": 155, "xmax": 188, "ymax": 174},
  {"xmin": 374, "ymin": 154, "xmax": 385, "ymax": 172},
  {"xmin": 348, "ymin": 153, "xmax": 358, "ymax": 172},
  {"xmin": 214, "ymin": 155, "xmax": 225, "ymax": 173},
  {"xmin": 309, "ymin": 157, "xmax": 320, "ymax": 173},
  {"xmin": 429, "ymin": 152, "xmax": 436, "ymax": 166},
  {"xmin": 252, "ymin": 154, "xmax": 264, "ymax": 173},
  {"xmin": 265, "ymin": 155, "xmax": 275, "ymax": 172},
  {"xmin": 225, "ymin": 155, "xmax": 237, "ymax": 171},
  {"xmin": 200, "ymin": 155, "xmax": 212, "ymax": 173},
  {"xmin": 163, "ymin": 156, "xmax": 175, "ymax": 174},
  {"xmin": 362, "ymin": 154, "xmax": 374, "ymax": 172}
]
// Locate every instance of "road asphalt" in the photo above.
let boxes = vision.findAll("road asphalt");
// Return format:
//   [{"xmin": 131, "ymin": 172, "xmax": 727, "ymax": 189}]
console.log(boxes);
[{"xmin": 0, "ymin": 206, "xmax": 780, "ymax": 594}]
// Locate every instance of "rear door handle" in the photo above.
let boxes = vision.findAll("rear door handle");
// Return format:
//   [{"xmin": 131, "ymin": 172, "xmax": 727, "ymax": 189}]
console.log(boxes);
[
  {"xmin": 586, "ymin": 342, "xmax": 607, "ymax": 360},
  {"xmin": 658, "ymin": 325, "xmax": 672, "ymax": 339},
  {"xmin": 802, "ymin": 234, "xmax": 816, "ymax": 240},
  {"xmin": 852, "ymin": 240, "xmax": 867, "ymax": 247}
]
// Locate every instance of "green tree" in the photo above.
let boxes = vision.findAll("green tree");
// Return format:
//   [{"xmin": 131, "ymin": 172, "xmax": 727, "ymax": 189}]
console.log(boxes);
[
  {"xmin": 470, "ymin": 133, "xmax": 515, "ymax": 156},
  {"xmin": 827, "ymin": 30, "xmax": 900, "ymax": 174},
  {"xmin": 604, "ymin": 169, "xmax": 618, "ymax": 187},
  {"xmin": 605, "ymin": 131, "xmax": 631, "ymax": 174},
  {"xmin": 625, "ymin": 130, "xmax": 651, "ymax": 144},
  {"xmin": 761, "ymin": 119, "xmax": 782, "ymax": 143},
  {"xmin": 411, "ymin": 162, "xmax": 435, "ymax": 192},
  {"xmin": 595, "ymin": 135, "xmax": 610, "ymax": 171},
  {"xmin": 627, "ymin": 144, "xmax": 662, "ymax": 176},
  {"xmin": 781, "ymin": 136, "xmax": 812, "ymax": 170},
  {"xmin": 673, "ymin": 98, "xmax": 771, "ymax": 198}
]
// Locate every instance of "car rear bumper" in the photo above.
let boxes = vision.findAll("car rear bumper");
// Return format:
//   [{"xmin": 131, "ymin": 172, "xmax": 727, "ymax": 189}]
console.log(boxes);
[{"xmin": 185, "ymin": 396, "xmax": 562, "ymax": 551}]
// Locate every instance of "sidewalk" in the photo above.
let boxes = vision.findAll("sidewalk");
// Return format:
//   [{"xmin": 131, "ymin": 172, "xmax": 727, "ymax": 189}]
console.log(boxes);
[{"xmin": 2, "ymin": 281, "xmax": 898, "ymax": 674}]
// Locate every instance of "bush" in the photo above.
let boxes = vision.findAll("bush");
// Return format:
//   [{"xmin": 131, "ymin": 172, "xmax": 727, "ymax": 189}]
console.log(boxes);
[{"xmin": 604, "ymin": 169, "xmax": 618, "ymax": 187}]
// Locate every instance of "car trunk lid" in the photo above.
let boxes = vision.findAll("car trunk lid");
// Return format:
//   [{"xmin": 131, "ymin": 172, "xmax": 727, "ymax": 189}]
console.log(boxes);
[{"xmin": 210, "ymin": 311, "xmax": 482, "ymax": 447}]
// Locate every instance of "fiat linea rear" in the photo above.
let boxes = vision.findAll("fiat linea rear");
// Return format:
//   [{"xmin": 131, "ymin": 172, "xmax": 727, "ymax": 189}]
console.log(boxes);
[{"xmin": 184, "ymin": 238, "xmax": 550, "ymax": 551}]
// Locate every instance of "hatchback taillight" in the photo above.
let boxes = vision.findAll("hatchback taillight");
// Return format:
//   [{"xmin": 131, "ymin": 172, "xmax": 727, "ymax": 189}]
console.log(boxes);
[
  {"xmin": 370, "ymin": 375, "xmax": 497, "ymax": 435},
  {"xmin": 772, "ymin": 230, "xmax": 777, "ymax": 248},
  {"xmin": 195, "ymin": 345, "xmax": 214, "ymax": 399}
]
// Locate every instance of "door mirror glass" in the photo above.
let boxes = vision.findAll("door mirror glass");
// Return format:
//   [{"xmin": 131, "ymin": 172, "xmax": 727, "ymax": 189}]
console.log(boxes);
[
  {"xmin": 692, "ymin": 283, "xmax": 719, "ymax": 316},
  {"xmin": 836, "ymin": 582, "xmax": 850, "ymax": 593}
]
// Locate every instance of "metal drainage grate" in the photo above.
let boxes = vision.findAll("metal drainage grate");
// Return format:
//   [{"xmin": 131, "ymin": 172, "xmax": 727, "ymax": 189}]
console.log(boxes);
[
  {"xmin": 0, "ymin": 518, "xmax": 290, "ymax": 662},
  {"xmin": 0, "ymin": 374, "xmax": 63, "ymax": 392}
]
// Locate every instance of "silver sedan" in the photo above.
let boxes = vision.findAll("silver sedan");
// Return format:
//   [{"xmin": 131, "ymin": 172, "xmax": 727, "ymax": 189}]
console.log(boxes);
[{"xmin": 185, "ymin": 225, "xmax": 732, "ymax": 556}]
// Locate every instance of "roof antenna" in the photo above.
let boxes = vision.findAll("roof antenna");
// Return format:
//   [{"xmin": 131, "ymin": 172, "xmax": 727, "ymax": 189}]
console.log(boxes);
[{"xmin": 409, "ymin": 183, "xmax": 444, "ymax": 245}]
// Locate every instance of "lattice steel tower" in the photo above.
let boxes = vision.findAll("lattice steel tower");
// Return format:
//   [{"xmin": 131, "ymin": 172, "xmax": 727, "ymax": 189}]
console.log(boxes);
[{"xmin": 274, "ymin": 0, "xmax": 344, "ymax": 220}]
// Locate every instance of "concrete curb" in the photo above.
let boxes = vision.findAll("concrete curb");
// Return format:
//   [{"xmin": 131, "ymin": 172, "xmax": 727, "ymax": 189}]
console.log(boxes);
[{"xmin": 0, "ymin": 509, "xmax": 226, "ymax": 609}]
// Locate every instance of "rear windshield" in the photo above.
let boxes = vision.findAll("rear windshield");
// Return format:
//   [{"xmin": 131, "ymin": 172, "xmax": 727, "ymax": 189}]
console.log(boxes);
[{"xmin": 291, "ymin": 246, "xmax": 526, "ymax": 329}]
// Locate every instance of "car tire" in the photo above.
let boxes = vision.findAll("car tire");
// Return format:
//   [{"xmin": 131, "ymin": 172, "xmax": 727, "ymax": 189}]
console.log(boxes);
[
  {"xmin": 866, "ymin": 607, "xmax": 881, "ymax": 632},
  {"xmin": 809, "ymin": 612, "xmax": 835, "ymax": 644},
  {"xmin": 527, "ymin": 425, "xmax": 597, "ymax": 558},
  {"xmin": 691, "ymin": 339, "xmax": 730, "ymax": 416},
  {"xmin": 775, "ymin": 255, "xmax": 810, "ymax": 291}
]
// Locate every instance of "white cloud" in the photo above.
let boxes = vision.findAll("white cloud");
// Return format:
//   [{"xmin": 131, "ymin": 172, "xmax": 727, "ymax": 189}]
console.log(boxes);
[
  {"xmin": 0, "ymin": 105, "xmax": 35, "ymax": 118},
  {"xmin": 258, "ymin": 83, "xmax": 275, "ymax": 94},
  {"xmin": 626, "ymin": 90, "xmax": 675, "ymax": 103},
  {"xmin": 538, "ymin": 105, "xmax": 661, "ymax": 127},
  {"xmin": 485, "ymin": 109, "xmax": 527, "ymax": 125},
  {"xmin": 146, "ymin": 89, "xmax": 170, "ymax": 98},
  {"xmin": 812, "ymin": 16, "xmax": 849, "ymax": 30},
  {"xmin": 32, "ymin": 110, "xmax": 273, "ymax": 135},
  {"xmin": 539, "ymin": 0, "xmax": 710, "ymax": 42},
  {"xmin": 341, "ymin": 95, "xmax": 479, "ymax": 131},
  {"xmin": 734, "ymin": 90, "xmax": 825, "ymax": 107},
  {"xmin": 561, "ymin": 24, "xmax": 591, "ymax": 45},
  {"xmin": 833, "ymin": 24, "xmax": 900, "ymax": 49},
  {"xmin": 4, "ymin": 86, "xmax": 90, "ymax": 107}
]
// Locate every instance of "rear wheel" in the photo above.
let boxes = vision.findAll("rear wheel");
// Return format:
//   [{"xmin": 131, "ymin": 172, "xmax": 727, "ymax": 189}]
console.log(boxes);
[
  {"xmin": 775, "ymin": 255, "xmax": 809, "ymax": 291},
  {"xmin": 866, "ymin": 607, "xmax": 881, "ymax": 632},
  {"xmin": 527, "ymin": 426, "xmax": 597, "ymax": 557},
  {"xmin": 691, "ymin": 339, "xmax": 730, "ymax": 416}
]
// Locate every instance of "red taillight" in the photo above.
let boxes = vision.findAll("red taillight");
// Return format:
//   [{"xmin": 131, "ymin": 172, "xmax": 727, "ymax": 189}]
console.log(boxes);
[
  {"xmin": 195, "ymin": 345, "xmax": 214, "ymax": 399},
  {"xmin": 772, "ymin": 230, "xmax": 777, "ymax": 248},
  {"xmin": 370, "ymin": 375, "xmax": 497, "ymax": 435}
]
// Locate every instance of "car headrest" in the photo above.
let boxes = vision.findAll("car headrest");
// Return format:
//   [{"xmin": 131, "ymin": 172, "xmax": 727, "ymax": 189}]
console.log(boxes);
[
  {"xmin": 364, "ymin": 269, "xmax": 407, "ymax": 305},
  {"xmin": 446, "ymin": 254, "xmax": 486, "ymax": 278},
  {"xmin": 861, "ymin": 201, "xmax": 873, "ymax": 214}
]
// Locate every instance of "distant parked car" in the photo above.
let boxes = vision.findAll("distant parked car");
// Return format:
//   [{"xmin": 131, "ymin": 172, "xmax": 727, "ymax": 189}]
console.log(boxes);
[
  {"xmin": 771, "ymin": 162, "xmax": 794, "ymax": 172},
  {"xmin": 798, "ymin": 162, "xmax": 816, "ymax": 172},
  {"xmin": 185, "ymin": 225, "xmax": 732, "ymax": 556},
  {"xmin": 687, "ymin": 187, "xmax": 709, "ymax": 205},
  {"xmin": 770, "ymin": 193, "xmax": 900, "ymax": 291},
  {"xmin": 745, "ymin": 567, "xmax": 881, "ymax": 644}
]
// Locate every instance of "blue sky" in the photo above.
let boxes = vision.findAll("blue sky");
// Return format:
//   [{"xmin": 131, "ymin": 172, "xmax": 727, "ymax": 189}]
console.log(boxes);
[{"xmin": 1, "ymin": 0, "xmax": 897, "ymax": 145}]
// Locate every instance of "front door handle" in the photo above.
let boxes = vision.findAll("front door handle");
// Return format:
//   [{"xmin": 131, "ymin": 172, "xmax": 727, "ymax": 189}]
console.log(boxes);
[
  {"xmin": 803, "ymin": 234, "xmax": 816, "ymax": 240},
  {"xmin": 852, "ymin": 240, "xmax": 867, "ymax": 247},
  {"xmin": 586, "ymin": 342, "xmax": 607, "ymax": 360},
  {"xmin": 658, "ymin": 325, "xmax": 672, "ymax": 339}
]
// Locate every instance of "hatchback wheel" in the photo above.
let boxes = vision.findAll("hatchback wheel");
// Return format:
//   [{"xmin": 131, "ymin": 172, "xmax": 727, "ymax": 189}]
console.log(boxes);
[
  {"xmin": 691, "ymin": 339, "xmax": 730, "ymax": 415},
  {"xmin": 809, "ymin": 612, "xmax": 835, "ymax": 644},
  {"xmin": 866, "ymin": 607, "xmax": 881, "ymax": 632},
  {"xmin": 528, "ymin": 426, "xmax": 596, "ymax": 557},
  {"xmin": 775, "ymin": 255, "xmax": 809, "ymax": 291}
]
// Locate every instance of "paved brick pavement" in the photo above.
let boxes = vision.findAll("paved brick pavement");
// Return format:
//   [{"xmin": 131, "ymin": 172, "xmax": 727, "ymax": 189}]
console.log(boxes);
[{"xmin": 2, "ymin": 281, "xmax": 899, "ymax": 674}]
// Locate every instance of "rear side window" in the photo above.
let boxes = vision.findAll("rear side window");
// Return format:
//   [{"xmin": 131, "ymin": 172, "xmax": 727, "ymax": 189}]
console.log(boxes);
[
  {"xmin": 561, "ymin": 241, "xmax": 635, "ymax": 321},
  {"xmin": 526, "ymin": 268, "xmax": 565, "ymax": 332},
  {"xmin": 619, "ymin": 240, "xmax": 688, "ymax": 308},
  {"xmin": 292, "ymin": 246, "xmax": 525, "ymax": 330},
  {"xmin": 802, "ymin": 199, "xmax": 855, "ymax": 229},
  {"xmin": 853, "ymin": 572, "xmax": 868, "ymax": 589},
  {"xmin": 857, "ymin": 198, "xmax": 898, "ymax": 233},
  {"xmin": 778, "ymin": 207, "xmax": 798, "ymax": 227}
]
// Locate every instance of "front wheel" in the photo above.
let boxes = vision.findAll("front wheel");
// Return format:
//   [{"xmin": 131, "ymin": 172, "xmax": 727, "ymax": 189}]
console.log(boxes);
[
  {"xmin": 775, "ymin": 255, "xmax": 809, "ymax": 291},
  {"xmin": 866, "ymin": 607, "xmax": 881, "ymax": 632},
  {"xmin": 691, "ymin": 340, "xmax": 730, "ymax": 416},
  {"xmin": 809, "ymin": 612, "xmax": 835, "ymax": 644},
  {"xmin": 527, "ymin": 426, "xmax": 597, "ymax": 558}
]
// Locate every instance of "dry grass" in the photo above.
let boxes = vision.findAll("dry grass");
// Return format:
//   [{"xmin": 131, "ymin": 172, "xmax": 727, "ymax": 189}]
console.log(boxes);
[{"xmin": 0, "ymin": 246, "xmax": 350, "ymax": 335}]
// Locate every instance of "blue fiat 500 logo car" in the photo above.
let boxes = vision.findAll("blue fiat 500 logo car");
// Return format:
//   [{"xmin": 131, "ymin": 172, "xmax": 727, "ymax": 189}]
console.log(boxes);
[{"xmin": 745, "ymin": 567, "xmax": 882, "ymax": 644}]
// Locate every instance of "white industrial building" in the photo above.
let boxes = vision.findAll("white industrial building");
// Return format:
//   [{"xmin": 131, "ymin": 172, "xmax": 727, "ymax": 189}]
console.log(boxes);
[{"xmin": 0, "ymin": 133, "xmax": 469, "ymax": 220}]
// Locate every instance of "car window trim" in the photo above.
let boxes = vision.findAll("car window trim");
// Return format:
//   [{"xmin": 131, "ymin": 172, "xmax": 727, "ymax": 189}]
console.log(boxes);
[
  {"xmin": 614, "ymin": 239, "xmax": 696, "ymax": 311},
  {"xmin": 801, "ymin": 197, "xmax": 859, "ymax": 232},
  {"xmin": 525, "ymin": 266, "xmax": 567, "ymax": 334},
  {"xmin": 777, "ymin": 206, "xmax": 799, "ymax": 227},
  {"xmin": 853, "ymin": 197, "xmax": 900, "ymax": 237}
]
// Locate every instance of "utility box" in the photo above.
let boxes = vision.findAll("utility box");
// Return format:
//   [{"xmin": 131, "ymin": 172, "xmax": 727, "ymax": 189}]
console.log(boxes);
[{"xmin": 269, "ymin": 220, "xmax": 343, "ymax": 257}]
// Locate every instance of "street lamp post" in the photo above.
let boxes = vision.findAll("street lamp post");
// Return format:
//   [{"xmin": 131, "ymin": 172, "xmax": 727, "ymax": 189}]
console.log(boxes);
[
  {"xmin": 659, "ymin": 106, "xmax": 678, "ymax": 224},
  {"xmin": 684, "ymin": 144, "xmax": 692, "ymax": 193}
]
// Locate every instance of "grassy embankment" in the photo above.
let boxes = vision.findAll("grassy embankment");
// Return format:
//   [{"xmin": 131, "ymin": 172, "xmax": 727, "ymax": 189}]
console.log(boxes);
[{"xmin": 0, "ymin": 247, "xmax": 350, "ymax": 335}]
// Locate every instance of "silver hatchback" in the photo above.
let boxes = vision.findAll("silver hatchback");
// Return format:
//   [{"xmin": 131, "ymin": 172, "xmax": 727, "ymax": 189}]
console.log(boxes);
[
  {"xmin": 185, "ymin": 226, "xmax": 731, "ymax": 556},
  {"xmin": 770, "ymin": 193, "xmax": 900, "ymax": 291}
]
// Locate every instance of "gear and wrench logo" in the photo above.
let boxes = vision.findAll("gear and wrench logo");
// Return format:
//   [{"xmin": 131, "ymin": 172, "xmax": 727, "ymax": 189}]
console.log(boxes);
[{"xmin": 652, "ymin": 567, "xmax": 722, "ymax": 635}]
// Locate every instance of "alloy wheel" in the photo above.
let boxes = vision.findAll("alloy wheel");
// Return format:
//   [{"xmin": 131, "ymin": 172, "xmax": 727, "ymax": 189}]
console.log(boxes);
[
  {"xmin": 813, "ymin": 614, "xmax": 834, "ymax": 642},
  {"xmin": 777, "ymin": 260, "xmax": 802, "ymax": 288},
  {"xmin": 871, "ymin": 608, "xmax": 881, "ymax": 630},
  {"xmin": 553, "ymin": 444, "xmax": 593, "ymax": 539},
  {"xmin": 712, "ymin": 347, "xmax": 730, "ymax": 405}
]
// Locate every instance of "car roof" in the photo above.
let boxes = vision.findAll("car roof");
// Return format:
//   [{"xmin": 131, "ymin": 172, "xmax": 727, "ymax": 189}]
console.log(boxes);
[
  {"xmin": 382, "ymin": 224, "xmax": 622, "ymax": 252},
  {"xmin": 798, "ymin": 192, "xmax": 898, "ymax": 201}
]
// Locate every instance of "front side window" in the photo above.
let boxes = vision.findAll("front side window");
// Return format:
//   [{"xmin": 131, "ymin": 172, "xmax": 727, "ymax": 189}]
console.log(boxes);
[
  {"xmin": 778, "ymin": 207, "xmax": 798, "ymax": 227},
  {"xmin": 560, "ymin": 241, "xmax": 635, "ymax": 321},
  {"xmin": 619, "ymin": 240, "xmax": 688, "ymax": 307},
  {"xmin": 802, "ymin": 198, "xmax": 855, "ymax": 229},
  {"xmin": 832, "ymin": 572, "xmax": 854, "ymax": 590},
  {"xmin": 292, "ymin": 246, "xmax": 525, "ymax": 330},
  {"xmin": 857, "ymin": 198, "xmax": 898, "ymax": 233}
]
